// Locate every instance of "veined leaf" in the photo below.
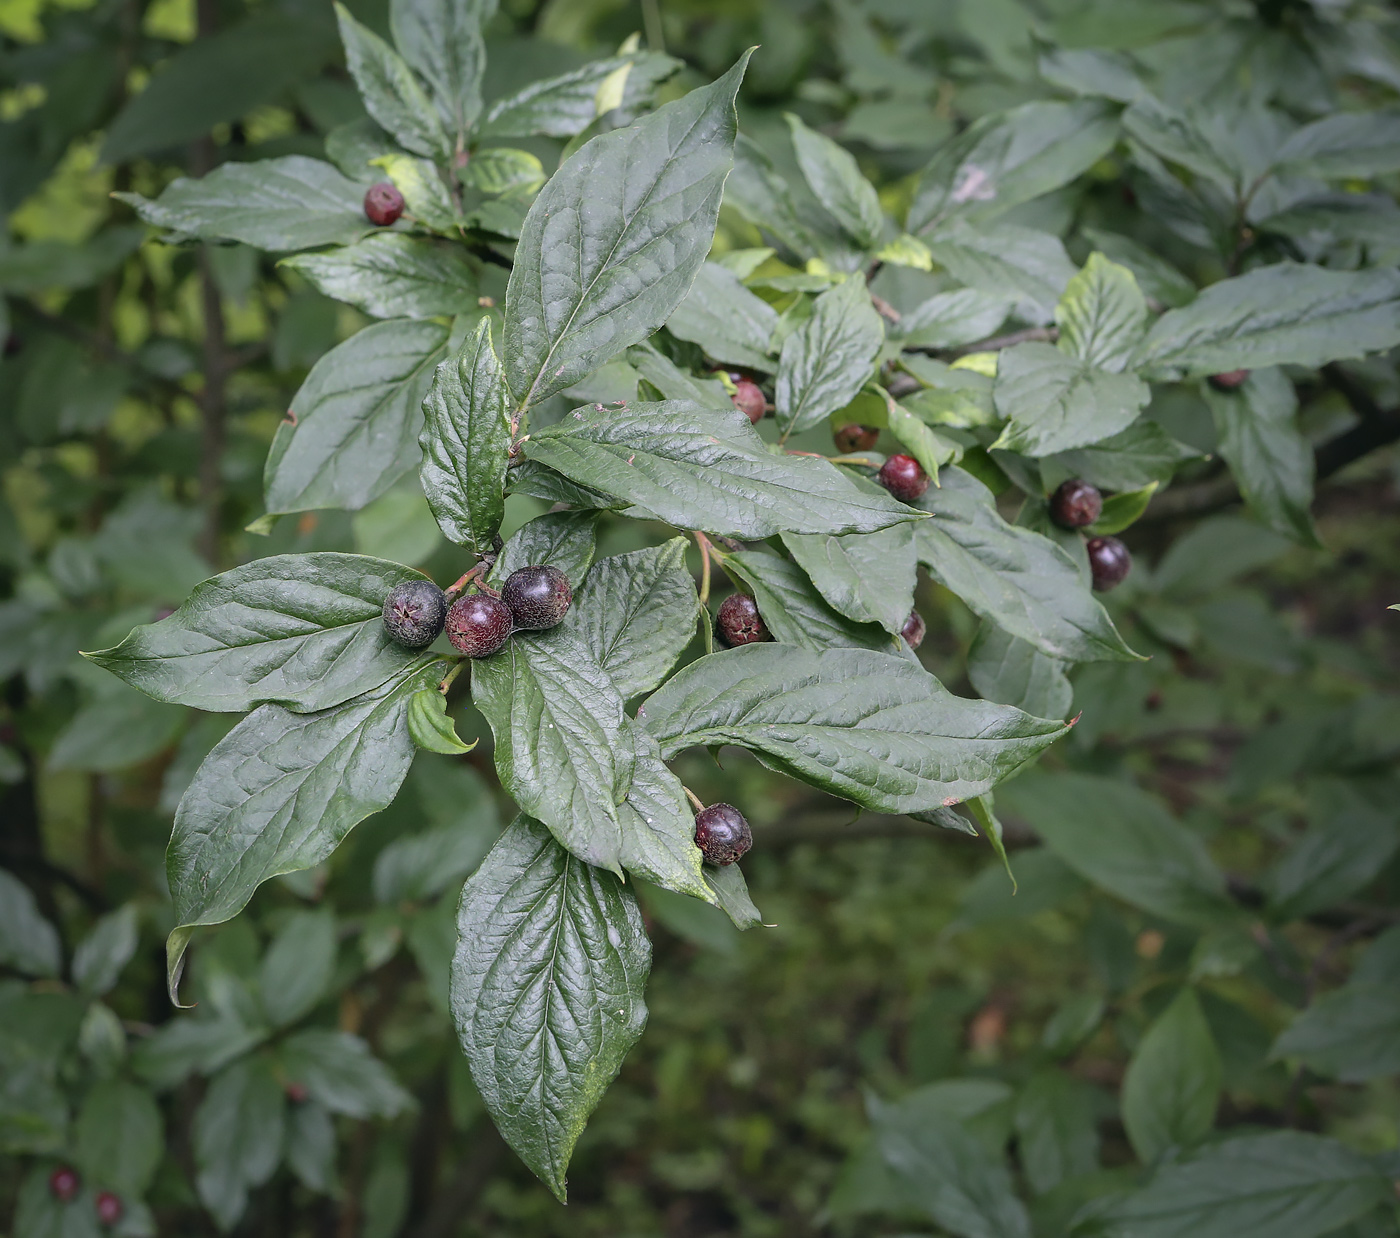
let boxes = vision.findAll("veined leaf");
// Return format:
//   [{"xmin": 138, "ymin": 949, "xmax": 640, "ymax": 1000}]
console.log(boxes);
[
  {"xmin": 282, "ymin": 235, "xmax": 479, "ymax": 320},
  {"xmin": 774, "ymin": 274, "xmax": 884, "ymax": 437},
  {"xmin": 480, "ymin": 52, "xmax": 681, "ymax": 139},
  {"xmin": 335, "ymin": 2, "xmax": 448, "ymax": 161},
  {"xmin": 406, "ymin": 687, "xmax": 476, "ymax": 754},
  {"xmin": 1274, "ymin": 109, "xmax": 1400, "ymax": 180},
  {"xmin": 895, "ymin": 288, "xmax": 1013, "ymax": 350},
  {"xmin": 388, "ymin": 0, "xmax": 491, "ymax": 142},
  {"xmin": 618, "ymin": 725, "xmax": 713, "ymax": 903},
  {"xmin": 1056, "ymin": 253, "xmax": 1148, "ymax": 373},
  {"xmin": 1121, "ymin": 988, "xmax": 1222, "ymax": 1164},
  {"xmin": 664, "ymin": 261, "xmax": 779, "ymax": 373},
  {"xmin": 1046, "ymin": 421, "xmax": 1201, "ymax": 491},
  {"xmin": 786, "ymin": 112, "xmax": 884, "ymax": 250},
  {"xmin": 488, "ymin": 510, "xmax": 599, "ymax": 587},
  {"xmin": 923, "ymin": 220, "xmax": 1077, "ymax": 324},
  {"xmin": 967, "ymin": 623, "xmax": 1072, "ymax": 720},
  {"xmin": 781, "ymin": 519, "xmax": 918, "ymax": 637}
]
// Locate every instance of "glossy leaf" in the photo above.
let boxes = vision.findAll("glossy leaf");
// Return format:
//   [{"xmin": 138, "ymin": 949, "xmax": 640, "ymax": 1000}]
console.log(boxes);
[
  {"xmin": 967, "ymin": 623, "xmax": 1072, "ymax": 720},
  {"xmin": 1056, "ymin": 253, "xmax": 1148, "ymax": 372},
  {"xmin": 1122, "ymin": 988, "xmax": 1222, "ymax": 1163},
  {"xmin": 664, "ymin": 261, "xmax": 779, "ymax": 373},
  {"xmin": 782, "ymin": 520, "xmax": 918, "ymax": 637},
  {"xmin": 480, "ymin": 52, "xmax": 681, "ymax": 139},
  {"xmin": 335, "ymin": 3, "xmax": 448, "ymax": 161},
  {"xmin": 1046, "ymin": 421, "xmax": 1201, "ymax": 491},
  {"xmin": 786, "ymin": 112, "xmax": 884, "ymax": 250},
  {"xmin": 617, "ymin": 726, "xmax": 713, "ymax": 903},
  {"xmin": 282, "ymin": 235, "xmax": 479, "ymax": 320},
  {"xmin": 407, "ymin": 687, "xmax": 476, "ymax": 754},
  {"xmin": 487, "ymin": 510, "xmax": 599, "ymax": 587},
  {"xmin": 774, "ymin": 274, "xmax": 884, "ymax": 436}
]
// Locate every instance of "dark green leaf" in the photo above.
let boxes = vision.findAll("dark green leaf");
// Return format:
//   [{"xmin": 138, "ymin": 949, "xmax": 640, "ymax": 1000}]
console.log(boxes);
[
  {"xmin": 279, "ymin": 1029, "xmax": 413, "ymax": 1118},
  {"xmin": 703, "ymin": 863, "xmax": 763, "ymax": 930},
  {"xmin": 335, "ymin": 2, "xmax": 448, "ymax": 160},
  {"xmin": 0, "ymin": 868, "xmax": 61, "ymax": 978},
  {"xmin": 130, "ymin": 1013, "xmax": 267, "ymax": 1091},
  {"xmin": 626, "ymin": 341, "xmax": 729, "ymax": 405},
  {"xmin": 1265, "ymin": 791, "xmax": 1399, "ymax": 920},
  {"xmin": 450, "ymin": 816, "xmax": 651, "ymax": 1201},
  {"xmin": 0, "ymin": 228, "xmax": 144, "ymax": 294},
  {"xmin": 194, "ymin": 1055, "xmax": 285, "ymax": 1231},
  {"xmin": 1056, "ymin": 253, "xmax": 1149, "ymax": 372},
  {"xmin": 786, "ymin": 112, "xmax": 884, "ymax": 250},
  {"xmin": 1274, "ymin": 109, "xmax": 1400, "ymax": 180},
  {"xmin": 286, "ymin": 1100, "xmax": 336, "ymax": 1194},
  {"xmin": 407, "ymin": 688, "xmax": 477, "ymax": 754},
  {"xmin": 774, "ymin": 274, "xmax": 884, "ymax": 436},
  {"xmin": 1046, "ymin": 420, "xmax": 1201, "ymax": 491},
  {"xmin": 1014, "ymin": 1070, "xmax": 1100, "ymax": 1196},
  {"xmin": 372, "ymin": 763, "xmax": 499, "ymax": 903},
  {"xmin": 642, "ymin": 644, "xmax": 1069, "ymax": 814},
  {"xmin": 75, "ymin": 1079, "xmax": 162, "ymax": 1196},
  {"xmin": 1122, "ymin": 95, "xmax": 1240, "ymax": 195},
  {"xmin": 487, "ymin": 510, "xmax": 599, "ymax": 586},
  {"xmin": 47, "ymin": 687, "xmax": 183, "ymax": 773},
  {"xmin": 894, "ymin": 288, "xmax": 1012, "ymax": 350},
  {"xmin": 923, "ymin": 220, "xmax": 1077, "ymax": 323},
  {"xmin": 480, "ymin": 52, "xmax": 681, "ymax": 139},
  {"xmin": 282, "ymin": 235, "xmax": 478, "ymax": 319},
  {"xmin": 782, "ymin": 520, "xmax": 918, "ymax": 637},
  {"xmin": 259, "ymin": 908, "xmax": 337, "ymax": 1028},
  {"xmin": 71, "ymin": 904, "xmax": 139, "ymax": 998},
  {"xmin": 617, "ymin": 725, "xmax": 713, "ymax": 903},
  {"xmin": 992, "ymin": 342, "xmax": 1150, "ymax": 456},
  {"xmin": 663, "ymin": 261, "xmax": 779, "ymax": 372},
  {"xmin": 1079, "ymin": 226, "xmax": 1198, "ymax": 309},
  {"xmin": 1273, "ymin": 985, "xmax": 1400, "ymax": 1084},
  {"xmin": 1257, "ymin": 194, "xmax": 1400, "ymax": 253},
  {"xmin": 1121, "ymin": 988, "xmax": 1222, "ymax": 1163},
  {"xmin": 503, "ymin": 52, "xmax": 751, "ymax": 407},
  {"xmin": 967, "ymin": 623, "xmax": 1072, "ymax": 719},
  {"xmin": 388, "ymin": 0, "xmax": 490, "ymax": 142}
]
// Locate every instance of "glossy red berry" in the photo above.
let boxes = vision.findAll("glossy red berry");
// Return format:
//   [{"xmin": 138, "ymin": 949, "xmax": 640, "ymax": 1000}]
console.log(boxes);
[
  {"xmin": 1208, "ymin": 369, "xmax": 1249, "ymax": 391},
  {"xmin": 731, "ymin": 379, "xmax": 766, "ymax": 424},
  {"xmin": 901, "ymin": 610, "xmax": 926, "ymax": 650},
  {"xmin": 501, "ymin": 565, "xmax": 572, "ymax": 630},
  {"xmin": 364, "ymin": 182, "xmax": 405, "ymax": 226},
  {"xmin": 1049, "ymin": 479, "xmax": 1103, "ymax": 529},
  {"xmin": 693, "ymin": 803, "xmax": 752, "ymax": 866},
  {"xmin": 1086, "ymin": 536, "xmax": 1132, "ymax": 592},
  {"xmin": 716, "ymin": 593, "xmax": 770, "ymax": 647},
  {"xmin": 877, "ymin": 454, "xmax": 929, "ymax": 503},
  {"xmin": 833, "ymin": 424, "xmax": 880, "ymax": 453},
  {"xmin": 382, "ymin": 579, "xmax": 447, "ymax": 648},
  {"xmin": 49, "ymin": 1166, "xmax": 79, "ymax": 1202},
  {"xmin": 446, "ymin": 593, "xmax": 513, "ymax": 658},
  {"xmin": 95, "ymin": 1192, "xmax": 123, "ymax": 1227}
]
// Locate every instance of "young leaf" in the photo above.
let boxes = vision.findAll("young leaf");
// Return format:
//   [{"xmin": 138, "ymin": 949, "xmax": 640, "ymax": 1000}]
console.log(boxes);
[
  {"xmin": 1056, "ymin": 253, "xmax": 1148, "ymax": 372},
  {"xmin": 641, "ymin": 644, "xmax": 1069, "ymax": 813},
  {"xmin": 704, "ymin": 863, "xmax": 763, "ymax": 930},
  {"xmin": 487, "ymin": 510, "xmax": 599, "ymax": 587},
  {"xmin": 664, "ymin": 261, "xmax": 779, "ymax": 373},
  {"xmin": 281, "ymin": 235, "xmax": 480, "ymax": 320},
  {"xmin": 1121, "ymin": 988, "xmax": 1223, "ymax": 1164},
  {"xmin": 419, "ymin": 318, "xmax": 511, "ymax": 555},
  {"xmin": 774, "ymin": 275, "xmax": 884, "ymax": 437},
  {"xmin": 406, "ymin": 687, "xmax": 476, "ymax": 754},
  {"xmin": 264, "ymin": 318, "xmax": 452, "ymax": 516},
  {"xmin": 887, "ymin": 401, "xmax": 961, "ymax": 482},
  {"xmin": 450, "ymin": 816, "xmax": 651, "ymax": 1201},
  {"xmin": 480, "ymin": 52, "xmax": 680, "ymax": 139},
  {"xmin": 84, "ymin": 554, "xmax": 434, "ymax": 713},
  {"xmin": 470, "ymin": 628, "xmax": 634, "ymax": 873},
  {"xmin": 503, "ymin": 51, "xmax": 752, "ymax": 408},
  {"xmin": 781, "ymin": 520, "xmax": 918, "ymax": 637},
  {"xmin": 786, "ymin": 112, "xmax": 885, "ymax": 250},
  {"xmin": 0, "ymin": 868, "xmax": 62, "ymax": 978},
  {"xmin": 967, "ymin": 623, "xmax": 1072, "ymax": 720},
  {"xmin": 388, "ymin": 0, "xmax": 490, "ymax": 143},
  {"xmin": 523, "ymin": 401, "xmax": 923, "ymax": 538},
  {"xmin": 627, "ymin": 341, "xmax": 729, "ymax": 406},
  {"xmin": 372, "ymin": 152, "xmax": 460, "ymax": 232}
]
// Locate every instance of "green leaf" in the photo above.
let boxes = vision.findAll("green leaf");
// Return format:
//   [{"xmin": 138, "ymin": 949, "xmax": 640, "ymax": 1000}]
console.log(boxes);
[
  {"xmin": 165, "ymin": 658, "xmax": 440, "ymax": 999},
  {"xmin": 75, "ymin": 1079, "xmax": 162, "ymax": 1195},
  {"xmin": 47, "ymin": 687, "xmax": 183, "ymax": 773},
  {"xmin": 194, "ymin": 1055, "xmax": 286, "ymax": 1231},
  {"xmin": 130, "ymin": 1011, "xmax": 267, "ymax": 1091},
  {"xmin": 663, "ymin": 261, "xmax": 779, "ymax": 373},
  {"xmin": 1079, "ymin": 226, "xmax": 1198, "ymax": 309},
  {"xmin": 967, "ymin": 623, "xmax": 1072, "ymax": 720},
  {"xmin": 1258, "ymin": 194, "xmax": 1400, "ymax": 253},
  {"xmin": 642, "ymin": 644, "xmax": 1069, "ymax": 814},
  {"xmin": 626, "ymin": 341, "xmax": 729, "ymax": 406},
  {"xmin": 487, "ymin": 510, "xmax": 599, "ymax": 587},
  {"xmin": 996, "ymin": 773, "xmax": 1231, "ymax": 926},
  {"xmin": 371, "ymin": 152, "xmax": 460, "ymax": 232},
  {"xmin": 923, "ymin": 220, "xmax": 1077, "ymax": 324},
  {"xmin": 1122, "ymin": 95, "xmax": 1239, "ymax": 195},
  {"xmin": 1038, "ymin": 46, "xmax": 1145, "ymax": 103},
  {"xmin": 388, "ymin": 0, "xmax": 490, "ymax": 143},
  {"xmin": 781, "ymin": 520, "xmax": 918, "ymax": 637},
  {"xmin": 1014, "ymin": 1070, "xmax": 1100, "ymax": 1196},
  {"xmin": 0, "ymin": 868, "xmax": 61, "ymax": 978},
  {"xmin": 463, "ymin": 147, "xmax": 544, "ymax": 196},
  {"xmin": 1104, "ymin": 1132, "xmax": 1390, "ymax": 1238},
  {"xmin": 566, "ymin": 539, "xmax": 698, "ymax": 699},
  {"xmin": 992, "ymin": 342, "xmax": 1150, "ymax": 456},
  {"xmin": 71, "ymin": 904, "xmax": 139, "ymax": 998},
  {"xmin": 407, "ymin": 687, "xmax": 476, "ymax": 754},
  {"xmin": 895, "ymin": 288, "xmax": 1012, "ymax": 350},
  {"xmin": 372, "ymin": 765, "xmax": 499, "ymax": 903},
  {"xmin": 115, "ymin": 157, "xmax": 371, "ymax": 252},
  {"xmin": 1121, "ymin": 988, "xmax": 1222, "ymax": 1164},
  {"xmin": 703, "ymin": 863, "xmax": 763, "ymax": 930},
  {"xmin": 278, "ymin": 1029, "xmax": 413, "ymax": 1118},
  {"xmin": 1204, "ymin": 367, "xmax": 1320, "ymax": 547},
  {"xmin": 450, "ymin": 816, "xmax": 651, "ymax": 1202},
  {"xmin": 503, "ymin": 52, "xmax": 752, "ymax": 408},
  {"xmin": 282, "ymin": 235, "xmax": 478, "ymax": 320},
  {"xmin": 1264, "ymin": 793, "xmax": 1399, "ymax": 921},
  {"xmin": 480, "ymin": 52, "xmax": 681, "ymax": 139},
  {"xmin": 887, "ymin": 400, "xmax": 961, "ymax": 482},
  {"xmin": 0, "ymin": 228, "xmax": 144, "ymax": 294},
  {"xmin": 1273, "ymin": 986, "xmax": 1400, "ymax": 1084},
  {"xmin": 1046, "ymin": 420, "xmax": 1201, "ymax": 491},
  {"xmin": 523, "ymin": 401, "xmax": 923, "ymax": 539},
  {"xmin": 286, "ymin": 1101, "xmax": 336, "ymax": 1194},
  {"xmin": 909, "ymin": 100, "xmax": 1118, "ymax": 233},
  {"xmin": 1088, "ymin": 482, "xmax": 1158, "ymax": 536},
  {"xmin": 1056, "ymin": 253, "xmax": 1149, "ymax": 372},
  {"xmin": 1133, "ymin": 265, "xmax": 1400, "ymax": 380},
  {"xmin": 419, "ymin": 317, "xmax": 511, "ymax": 554},
  {"xmin": 264, "ymin": 318, "xmax": 452, "ymax": 516},
  {"xmin": 85, "ymin": 554, "xmax": 434, "ymax": 713},
  {"xmin": 1274, "ymin": 109, "xmax": 1400, "ymax": 180},
  {"xmin": 335, "ymin": 2, "xmax": 448, "ymax": 161},
  {"xmin": 470, "ymin": 628, "xmax": 633, "ymax": 873},
  {"xmin": 774, "ymin": 275, "xmax": 884, "ymax": 436},
  {"xmin": 786, "ymin": 112, "xmax": 884, "ymax": 250},
  {"xmin": 259, "ymin": 908, "xmax": 337, "ymax": 1028},
  {"xmin": 913, "ymin": 468, "xmax": 1138, "ymax": 662},
  {"xmin": 617, "ymin": 726, "xmax": 713, "ymax": 903}
]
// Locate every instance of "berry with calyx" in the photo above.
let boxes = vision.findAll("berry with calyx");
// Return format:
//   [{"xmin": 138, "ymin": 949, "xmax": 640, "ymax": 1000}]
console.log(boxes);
[
  {"xmin": 95, "ymin": 1193, "xmax": 123, "ymax": 1227},
  {"xmin": 731, "ymin": 378, "xmax": 766, "ymax": 424},
  {"xmin": 901, "ymin": 610, "xmax": 926, "ymax": 650},
  {"xmin": 446, "ymin": 593, "xmax": 513, "ymax": 658},
  {"xmin": 1049, "ymin": 479, "xmax": 1103, "ymax": 529},
  {"xmin": 502, "ymin": 565, "xmax": 572, "ymax": 630},
  {"xmin": 1086, "ymin": 536, "xmax": 1132, "ymax": 592},
  {"xmin": 716, "ymin": 593, "xmax": 770, "ymax": 647},
  {"xmin": 364, "ymin": 182, "xmax": 405, "ymax": 226},
  {"xmin": 49, "ymin": 1166, "xmax": 79, "ymax": 1202},
  {"xmin": 877, "ymin": 454, "xmax": 929, "ymax": 502},
  {"xmin": 382, "ymin": 580, "xmax": 447, "ymax": 648},
  {"xmin": 833, "ymin": 424, "xmax": 880, "ymax": 453},
  {"xmin": 1208, "ymin": 369, "xmax": 1249, "ymax": 391},
  {"xmin": 693, "ymin": 803, "xmax": 752, "ymax": 866}
]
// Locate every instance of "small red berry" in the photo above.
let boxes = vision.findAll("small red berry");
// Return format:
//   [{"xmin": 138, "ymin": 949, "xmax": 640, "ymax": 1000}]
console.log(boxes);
[
  {"xmin": 877, "ymin": 454, "xmax": 929, "ymax": 503},
  {"xmin": 95, "ymin": 1192, "xmax": 123, "ymax": 1227},
  {"xmin": 445, "ymin": 593, "xmax": 513, "ymax": 658},
  {"xmin": 285, "ymin": 1082, "xmax": 309, "ymax": 1104},
  {"xmin": 1049, "ymin": 479, "xmax": 1103, "ymax": 529},
  {"xmin": 364, "ymin": 182, "xmax": 405, "ymax": 226},
  {"xmin": 901, "ymin": 610, "xmax": 925, "ymax": 650},
  {"xmin": 1208, "ymin": 369, "xmax": 1249, "ymax": 391},
  {"xmin": 731, "ymin": 379, "xmax": 766, "ymax": 424},
  {"xmin": 716, "ymin": 593, "xmax": 770, "ymax": 647},
  {"xmin": 501, "ymin": 565, "xmax": 572, "ymax": 630},
  {"xmin": 49, "ymin": 1166, "xmax": 79, "ymax": 1202},
  {"xmin": 1086, "ymin": 536, "xmax": 1132, "ymax": 592},
  {"xmin": 833, "ymin": 424, "xmax": 880, "ymax": 453},
  {"xmin": 693, "ymin": 803, "xmax": 752, "ymax": 866}
]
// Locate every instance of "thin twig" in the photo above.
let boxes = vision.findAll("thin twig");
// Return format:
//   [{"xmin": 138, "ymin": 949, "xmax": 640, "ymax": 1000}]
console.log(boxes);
[{"xmin": 693, "ymin": 530, "xmax": 713, "ymax": 606}]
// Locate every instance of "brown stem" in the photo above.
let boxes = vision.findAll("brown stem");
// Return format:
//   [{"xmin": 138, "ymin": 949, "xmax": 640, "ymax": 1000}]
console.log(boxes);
[{"xmin": 902, "ymin": 325, "xmax": 1058, "ymax": 360}]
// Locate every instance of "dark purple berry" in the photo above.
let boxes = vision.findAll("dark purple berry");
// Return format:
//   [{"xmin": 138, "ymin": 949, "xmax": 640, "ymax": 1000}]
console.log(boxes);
[
  {"xmin": 382, "ymin": 579, "xmax": 447, "ymax": 648},
  {"xmin": 501, "ymin": 565, "xmax": 572, "ymax": 630},
  {"xmin": 49, "ymin": 1167, "xmax": 79, "ymax": 1202},
  {"xmin": 716, "ymin": 593, "xmax": 770, "ymax": 647},
  {"xmin": 877, "ymin": 453, "xmax": 929, "ymax": 502},
  {"xmin": 901, "ymin": 610, "xmax": 925, "ymax": 650},
  {"xmin": 833, "ymin": 424, "xmax": 880, "ymax": 453},
  {"xmin": 1208, "ymin": 369, "xmax": 1249, "ymax": 391},
  {"xmin": 1086, "ymin": 536, "xmax": 1132, "ymax": 592},
  {"xmin": 446, "ymin": 593, "xmax": 513, "ymax": 657},
  {"xmin": 1049, "ymin": 479, "xmax": 1103, "ymax": 530},
  {"xmin": 731, "ymin": 379, "xmax": 766, "ymax": 424},
  {"xmin": 364, "ymin": 182, "xmax": 405, "ymax": 226},
  {"xmin": 95, "ymin": 1192, "xmax": 123, "ymax": 1227},
  {"xmin": 693, "ymin": 803, "xmax": 752, "ymax": 866}
]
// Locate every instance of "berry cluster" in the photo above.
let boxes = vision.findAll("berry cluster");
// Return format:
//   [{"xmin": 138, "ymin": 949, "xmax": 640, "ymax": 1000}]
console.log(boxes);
[
  {"xmin": 1049, "ymin": 478, "xmax": 1132, "ymax": 591},
  {"xmin": 381, "ymin": 566, "xmax": 573, "ymax": 658},
  {"xmin": 48, "ymin": 1167, "xmax": 123, "ymax": 1227}
]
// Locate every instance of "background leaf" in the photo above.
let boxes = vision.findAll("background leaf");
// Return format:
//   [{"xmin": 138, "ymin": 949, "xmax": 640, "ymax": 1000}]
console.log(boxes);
[{"xmin": 1121, "ymin": 988, "xmax": 1222, "ymax": 1163}]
